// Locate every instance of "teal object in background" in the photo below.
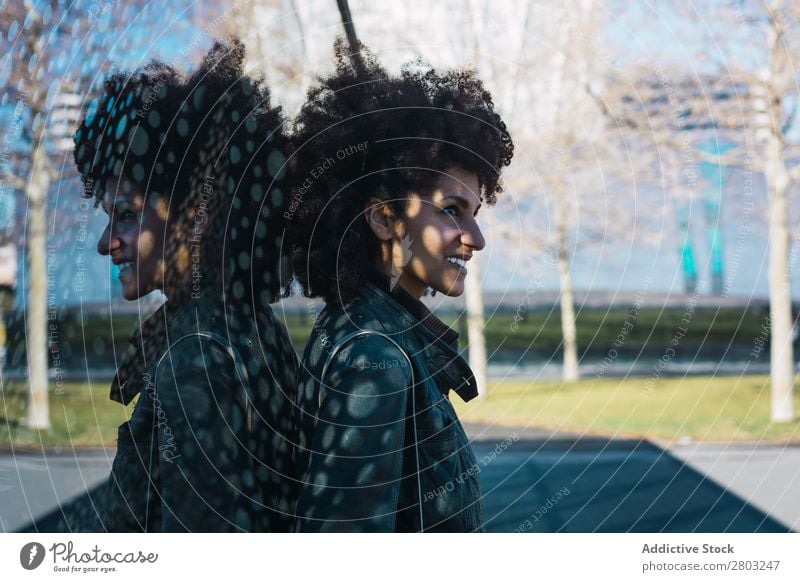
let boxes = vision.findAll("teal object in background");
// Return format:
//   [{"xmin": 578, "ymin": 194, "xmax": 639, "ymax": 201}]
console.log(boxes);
[
  {"xmin": 698, "ymin": 140, "xmax": 734, "ymax": 295},
  {"xmin": 676, "ymin": 203, "xmax": 697, "ymax": 293}
]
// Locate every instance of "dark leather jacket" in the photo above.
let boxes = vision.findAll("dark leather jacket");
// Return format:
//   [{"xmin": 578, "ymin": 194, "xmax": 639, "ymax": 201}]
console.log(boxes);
[
  {"xmin": 102, "ymin": 291, "xmax": 298, "ymax": 532},
  {"xmin": 294, "ymin": 275, "xmax": 484, "ymax": 532}
]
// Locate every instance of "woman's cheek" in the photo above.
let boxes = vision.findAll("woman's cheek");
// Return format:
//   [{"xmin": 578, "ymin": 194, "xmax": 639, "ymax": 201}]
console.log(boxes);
[{"xmin": 136, "ymin": 231, "xmax": 158, "ymax": 258}]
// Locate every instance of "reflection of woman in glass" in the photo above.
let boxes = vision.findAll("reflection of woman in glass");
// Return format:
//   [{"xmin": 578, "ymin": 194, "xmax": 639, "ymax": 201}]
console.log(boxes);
[
  {"xmin": 72, "ymin": 40, "xmax": 298, "ymax": 531},
  {"xmin": 289, "ymin": 41, "xmax": 514, "ymax": 532}
]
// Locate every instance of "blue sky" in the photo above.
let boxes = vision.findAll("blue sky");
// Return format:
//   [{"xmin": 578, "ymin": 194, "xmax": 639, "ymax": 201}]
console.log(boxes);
[{"xmin": 3, "ymin": 0, "xmax": 799, "ymax": 305}]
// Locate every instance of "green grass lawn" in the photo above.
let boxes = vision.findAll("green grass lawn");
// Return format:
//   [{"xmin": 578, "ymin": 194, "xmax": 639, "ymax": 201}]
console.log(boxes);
[
  {"xmin": 2, "ymin": 375, "xmax": 799, "ymax": 448},
  {"xmin": 452, "ymin": 375, "xmax": 800, "ymax": 443},
  {"xmin": 4, "ymin": 305, "xmax": 769, "ymax": 373},
  {"xmin": 0, "ymin": 382, "xmax": 131, "ymax": 449}
]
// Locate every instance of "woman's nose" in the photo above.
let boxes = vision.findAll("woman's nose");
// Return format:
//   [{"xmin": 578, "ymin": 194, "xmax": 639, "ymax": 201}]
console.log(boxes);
[
  {"xmin": 462, "ymin": 218, "xmax": 486, "ymax": 252},
  {"xmin": 96, "ymin": 223, "xmax": 120, "ymax": 256}
]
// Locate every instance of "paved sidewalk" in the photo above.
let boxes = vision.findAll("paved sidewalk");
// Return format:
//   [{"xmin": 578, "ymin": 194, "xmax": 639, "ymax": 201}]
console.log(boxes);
[
  {"xmin": 669, "ymin": 442, "xmax": 800, "ymax": 532},
  {"xmin": 0, "ymin": 449, "xmax": 112, "ymax": 533},
  {"xmin": 464, "ymin": 423, "xmax": 796, "ymax": 532},
  {"xmin": 3, "ymin": 429, "xmax": 797, "ymax": 532}
]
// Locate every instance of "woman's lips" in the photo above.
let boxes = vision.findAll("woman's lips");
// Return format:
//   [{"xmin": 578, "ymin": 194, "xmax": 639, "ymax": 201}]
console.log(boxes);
[
  {"xmin": 116, "ymin": 260, "xmax": 135, "ymax": 276},
  {"xmin": 445, "ymin": 256, "xmax": 467, "ymax": 275}
]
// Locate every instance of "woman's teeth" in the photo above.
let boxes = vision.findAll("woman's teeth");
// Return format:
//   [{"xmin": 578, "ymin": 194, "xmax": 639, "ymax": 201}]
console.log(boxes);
[
  {"xmin": 118, "ymin": 261, "xmax": 134, "ymax": 273},
  {"xmin": 446, "ymin": 257, "xmax": 466, "ymax": 268}
]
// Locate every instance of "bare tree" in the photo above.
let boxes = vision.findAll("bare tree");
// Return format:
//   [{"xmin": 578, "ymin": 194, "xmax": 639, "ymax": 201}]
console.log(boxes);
[
  {"xmin": 752, "ymin": 0, "xmax": 799, "ymax": 422},
  {"xmin": 608, "ymin": 0, "xmax": 799, "ymax": 422},
  {"xmin": 473, "ymin": 0, "xmax": 631, "ymax": 382},
  {"xmin": 1, "ymin": 0, "xmax": 195, "ymax": 429},
  {"xmin": 2, "ymin": 0, "xmax": 70, "ymax": 429}
]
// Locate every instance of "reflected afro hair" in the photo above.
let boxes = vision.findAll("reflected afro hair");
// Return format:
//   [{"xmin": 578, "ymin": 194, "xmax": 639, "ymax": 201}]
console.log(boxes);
[
  {"xmin": 289, "ymin": 39, "xmax": 513, "ymax": 305},
  {"xmin": 73, "ymin": 39, "xmax": 290, "ymax": 304}
]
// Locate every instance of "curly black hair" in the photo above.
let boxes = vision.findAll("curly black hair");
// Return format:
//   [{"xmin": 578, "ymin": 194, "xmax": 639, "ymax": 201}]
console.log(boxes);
[
  {"xmin": 73, "ymin": 39, "xmax": 290, "ymax": 306},
  {"xmin": 288, "ymin": 39, "xmax": 514, "ymax": 305}
]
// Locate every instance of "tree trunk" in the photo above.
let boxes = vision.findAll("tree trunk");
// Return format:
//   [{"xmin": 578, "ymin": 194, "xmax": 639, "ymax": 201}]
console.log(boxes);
[
  {"xmin": 765, "ymin": 120, "xmax": 795, "ymax": 423},
  {"xmin": 24, "ymin": 140, "xmax": 50, "ymax": 430},
  {"xmin": 557, "ymin": 239, "xmax": 580, "ymax": 382},
  {"xmin": 764, "ymin": 0, "xmax": 795, "ymax": 423},
  {"xmin": 465, "ymin": 254, "xmax": 488, "ymax": 398},
  {"xmin": 550, "ymin": 5, "xmax": 580, "ymax": 383}
]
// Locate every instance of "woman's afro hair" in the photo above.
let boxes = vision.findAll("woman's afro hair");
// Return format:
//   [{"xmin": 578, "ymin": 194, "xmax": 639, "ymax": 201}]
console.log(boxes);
[
  {"xmin": 289, "ymin": 39, "xmax": 514, "ymax": 305},
  {"xmin": 73, "ymin": 39, "xmax": 291, "ymax": 305}
]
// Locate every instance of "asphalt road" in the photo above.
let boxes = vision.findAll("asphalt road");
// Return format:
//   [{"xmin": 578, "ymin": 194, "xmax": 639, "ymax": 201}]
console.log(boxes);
[
  {"xmin": 2, "ymin": 429, "xmax": 797, "ymax": 533},
  {"xmin": 473, "ymin": 438, "xmax": 796, "ymax": 532},
  {"xmin": 0, "ymin": 448, "xmax": 112, "ymax": 533}
]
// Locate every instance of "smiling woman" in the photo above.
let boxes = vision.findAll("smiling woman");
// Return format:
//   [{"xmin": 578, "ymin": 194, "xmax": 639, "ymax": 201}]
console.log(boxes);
[
  {"xmin": 366, "ymin": 165, "xmax": 487, "ymax": 299},
  {"xmin": 96, "ymin": 182, "xmax": 169, "ymax": 300},
  {"xmin": 288, "ymin": 39, "xmax": 514, "ymax": 532},
  {"xmin": 69, "ymin": 39, "xmax": 298, "ymax": 532}
]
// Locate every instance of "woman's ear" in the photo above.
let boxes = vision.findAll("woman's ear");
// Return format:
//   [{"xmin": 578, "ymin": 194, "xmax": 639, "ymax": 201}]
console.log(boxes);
[{"xmin": 364, "ymin": 197, "xmax": 396, "ymax": 240}]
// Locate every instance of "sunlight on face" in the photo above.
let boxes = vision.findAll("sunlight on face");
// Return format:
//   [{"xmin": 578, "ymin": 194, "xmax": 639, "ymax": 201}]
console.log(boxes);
[
  {"xmin": 96, "ymin": 179, "xmax": 169, "ymax": 301},
  {"xmin": 392, "ymin": 166, "xmax": 486, "ymax": 298}
]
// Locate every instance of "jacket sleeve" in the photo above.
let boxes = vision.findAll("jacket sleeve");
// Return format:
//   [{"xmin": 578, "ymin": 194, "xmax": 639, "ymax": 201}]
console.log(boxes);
[
  {"xmin": 295, "ymin": 335, "xmax": 412, "ymax": 532},
  {"xmin": 152, "ymin": 335, "xmax": 253, "ymax": 532}
]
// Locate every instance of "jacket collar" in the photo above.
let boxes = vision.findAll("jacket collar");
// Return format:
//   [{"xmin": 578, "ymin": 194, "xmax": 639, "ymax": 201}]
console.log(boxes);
[
  {"xmin": 365, "ymin": 267, "xmax": 459, "ymax": 346},
  {"xmin": 110, "ymin": 303, "xmax": 168, "ymax": 405},
  {"xmin": 360, "ymin": 269, "xmax": 478, "ymax": 403},
  {"xmin": 110, "ymin": 291, "xmax": 226, "ymax": 405}
]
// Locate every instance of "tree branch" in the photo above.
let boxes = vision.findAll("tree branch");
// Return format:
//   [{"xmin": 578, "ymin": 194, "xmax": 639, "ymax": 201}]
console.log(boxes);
[
  {"xmin": 0, "ymin": 171, "xmax": 26, "ymax": 192},
  {"xmin": 788, "ymin": 163, "xmax": 800, "ymax": 185}
]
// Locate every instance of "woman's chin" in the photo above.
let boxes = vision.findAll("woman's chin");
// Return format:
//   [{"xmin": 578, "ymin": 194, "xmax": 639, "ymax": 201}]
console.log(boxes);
[
  {"xmin": 121, "ymin": 289, "xmax": 140, "ymax": 301},
  {"xmin": 433, "ymin": 281, "xmax": 465, "ymax": 297},
  {"xmin": 120, "ymin": 284, "xmax": 148, "ymax": 301}
]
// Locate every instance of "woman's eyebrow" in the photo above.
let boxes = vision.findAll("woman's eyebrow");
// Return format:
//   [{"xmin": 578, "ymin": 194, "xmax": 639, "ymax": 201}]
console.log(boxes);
[{"xmin": 441, "ymin": 195, "xmax": 469, "ymax": 207}]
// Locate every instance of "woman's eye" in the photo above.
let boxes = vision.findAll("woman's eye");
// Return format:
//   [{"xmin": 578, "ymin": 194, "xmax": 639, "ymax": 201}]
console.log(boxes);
[
  {"xmin": 119, "ymin": 210, "xmax": 136, "ymax": 221},
  {"xmin": 442, "ymin": 206, "xmax": 459, "ymax": 217}
]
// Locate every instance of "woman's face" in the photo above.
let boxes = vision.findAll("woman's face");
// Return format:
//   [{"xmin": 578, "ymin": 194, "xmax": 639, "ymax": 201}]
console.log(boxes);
[
  {"xmin": 372, "ymin": 166, "xmax": 486, "ymax": 299},
  {"xmin": 97, "ymin": 180, "xmax": 169, "ymax": 301}
]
